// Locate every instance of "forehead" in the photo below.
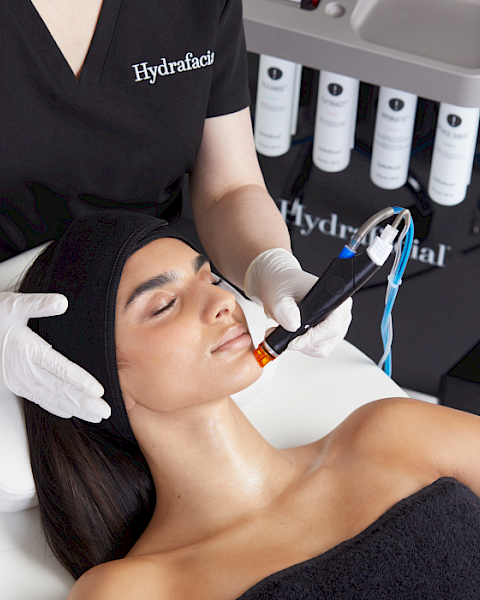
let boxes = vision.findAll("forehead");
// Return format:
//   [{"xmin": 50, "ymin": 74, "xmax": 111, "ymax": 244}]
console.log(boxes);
[{"xmin": 119, "ymin": 238, "xmax": 198, "ymax": 287}]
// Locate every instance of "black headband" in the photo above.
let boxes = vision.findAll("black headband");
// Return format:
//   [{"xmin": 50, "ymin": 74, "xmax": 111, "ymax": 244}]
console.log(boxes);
[{"xmin": 36, "ymin": 211, "xmax": 196, "ymax": 444}]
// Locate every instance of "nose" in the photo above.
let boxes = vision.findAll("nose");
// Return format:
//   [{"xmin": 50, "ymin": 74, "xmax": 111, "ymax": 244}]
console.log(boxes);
[{"xmin": 202, "ymin": 281, "xmax": 236, "ymax": 323}]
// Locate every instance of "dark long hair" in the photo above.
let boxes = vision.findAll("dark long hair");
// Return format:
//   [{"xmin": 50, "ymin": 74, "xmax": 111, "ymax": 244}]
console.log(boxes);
[{"xmin": 19, "ymin": 241, "xmax": 156, "ymax": 580}]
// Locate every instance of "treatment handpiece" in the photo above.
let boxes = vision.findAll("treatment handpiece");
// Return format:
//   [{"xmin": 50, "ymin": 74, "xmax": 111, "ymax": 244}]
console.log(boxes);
[{"xmin": 253, "ymin": 218, "xmax": 402, "ymax": 368}]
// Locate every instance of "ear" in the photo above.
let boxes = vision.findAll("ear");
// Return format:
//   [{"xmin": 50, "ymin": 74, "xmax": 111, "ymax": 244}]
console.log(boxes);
[{"xmin": 123, "ymin": 394, "xmax": 137, "ymax": 412}]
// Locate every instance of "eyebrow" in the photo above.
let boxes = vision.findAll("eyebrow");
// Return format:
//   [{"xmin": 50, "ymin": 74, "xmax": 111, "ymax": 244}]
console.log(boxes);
[{"xmin": 123, "ymin": 254, "xmax": 210, "ymax": 312}]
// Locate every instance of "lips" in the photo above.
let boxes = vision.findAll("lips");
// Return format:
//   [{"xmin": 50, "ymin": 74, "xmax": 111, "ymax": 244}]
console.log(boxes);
[{"xmin": 212, "ymin": 324, "xmax": 251, "ymax": 353}]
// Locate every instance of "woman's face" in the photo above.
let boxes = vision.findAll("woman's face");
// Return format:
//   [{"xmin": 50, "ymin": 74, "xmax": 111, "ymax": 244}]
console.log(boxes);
[{"xmin": 115, "ymin": 238, "xmax": 262, "ymax": 412}]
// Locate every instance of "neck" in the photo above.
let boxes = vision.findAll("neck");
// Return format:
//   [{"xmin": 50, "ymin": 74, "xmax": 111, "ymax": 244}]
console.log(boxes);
[{"xmin": 129, "ymin": 398, "xmax": 299, "ymax": 551}]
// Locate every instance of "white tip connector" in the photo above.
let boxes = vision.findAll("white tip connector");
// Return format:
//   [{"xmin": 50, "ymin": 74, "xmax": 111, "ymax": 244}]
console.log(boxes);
[{"xmin": 367, "ymin": 225, "xmax": 399, "ymax": 266}]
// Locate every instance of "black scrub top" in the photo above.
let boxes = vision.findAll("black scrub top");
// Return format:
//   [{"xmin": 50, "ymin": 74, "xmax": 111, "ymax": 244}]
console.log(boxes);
[{"xmin": 0, "ymin": 0, "xmax": 250, "ymax": 261}]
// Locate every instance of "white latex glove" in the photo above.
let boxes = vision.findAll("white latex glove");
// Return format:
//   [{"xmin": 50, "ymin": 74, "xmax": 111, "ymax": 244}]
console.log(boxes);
[
  {"xmin": 244, "ymin": 248, "xmax": 352, "ymax": 358},
  {"xmin": 0, "ymin": 292, "xmax": 111, "ymax": 422}
]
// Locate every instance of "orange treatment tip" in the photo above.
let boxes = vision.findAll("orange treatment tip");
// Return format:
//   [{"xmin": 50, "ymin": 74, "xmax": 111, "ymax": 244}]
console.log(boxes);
[{"xmin": 253, "ymin": 341, "xmax": 276, "ymax": 368}]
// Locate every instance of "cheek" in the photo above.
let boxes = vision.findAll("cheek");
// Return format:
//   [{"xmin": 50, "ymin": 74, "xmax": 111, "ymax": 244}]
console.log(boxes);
[
  {"xmin": 117, "ymin": 324, "xmax": 211, "ymax": 409},
  {"xmin": 117, "ymin": 319, "xmax": 262, "ymax": 410}
]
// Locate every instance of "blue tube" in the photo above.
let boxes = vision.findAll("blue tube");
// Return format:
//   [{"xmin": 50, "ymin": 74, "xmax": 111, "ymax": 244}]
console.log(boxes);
[
  {"xmin": 338, "ymin": 245, "xmax": 356, "ymax": 259},
  {"xmin": 380, "ymin": 208, "xmax": 414, "ymax": 376}
]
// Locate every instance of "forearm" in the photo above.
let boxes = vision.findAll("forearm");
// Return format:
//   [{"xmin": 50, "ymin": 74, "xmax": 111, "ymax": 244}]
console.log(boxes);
[{"xmin": 193, "ymin": 183, "xmax": 292, "ymax": 289}]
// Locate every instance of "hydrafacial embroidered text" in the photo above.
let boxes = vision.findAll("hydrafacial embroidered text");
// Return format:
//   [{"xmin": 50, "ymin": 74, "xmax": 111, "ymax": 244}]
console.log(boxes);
[{"xmin": 132, "ymin": 51, "xmax": 215, "ymax": 84}]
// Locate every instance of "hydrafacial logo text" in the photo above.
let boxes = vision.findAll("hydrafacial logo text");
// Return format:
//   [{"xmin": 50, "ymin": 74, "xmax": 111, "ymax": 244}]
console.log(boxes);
[{"xmin": 132, "ymin": 51, "xmax": 215, "ymax": 84}]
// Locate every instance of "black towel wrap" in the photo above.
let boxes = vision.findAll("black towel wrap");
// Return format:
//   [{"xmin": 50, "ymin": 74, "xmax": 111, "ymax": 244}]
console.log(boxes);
[{"xmin": 29, "ymin": 210, "xmax": 196, "ymax": 445}]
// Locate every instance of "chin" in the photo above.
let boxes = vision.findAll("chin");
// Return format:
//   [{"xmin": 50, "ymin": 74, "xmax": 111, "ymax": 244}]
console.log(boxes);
[{"xmin": 224, "ymin": 350, "xmax": 263, "ymax": 397}]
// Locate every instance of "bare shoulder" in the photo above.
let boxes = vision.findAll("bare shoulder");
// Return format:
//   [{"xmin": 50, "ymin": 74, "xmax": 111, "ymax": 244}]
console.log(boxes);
[
  {"xmin": 67, "ymin": 555, "xmax": 172, "ymax": 600},
  {"xmin": 333, "ymin": 397, "xmax": 480, "ymax": 496},
  {"xmin": 338, "ymin": 397, "xmax": 437, "ymax": 445}
]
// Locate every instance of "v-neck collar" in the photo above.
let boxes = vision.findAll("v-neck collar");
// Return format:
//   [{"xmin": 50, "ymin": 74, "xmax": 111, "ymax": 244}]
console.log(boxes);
[{"xmin": 5, "ymin": 0, "xmax": 124, "ymax": 87}]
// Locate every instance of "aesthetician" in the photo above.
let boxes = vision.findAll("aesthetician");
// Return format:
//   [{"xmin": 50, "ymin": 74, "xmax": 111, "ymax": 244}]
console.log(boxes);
[{"xmin": 0, "ymin": 0, "xmax": 352, "ymax": 421}]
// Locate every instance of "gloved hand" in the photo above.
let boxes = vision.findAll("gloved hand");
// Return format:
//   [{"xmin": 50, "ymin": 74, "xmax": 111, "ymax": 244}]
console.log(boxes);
[
  {"xmin": 244, "ymin": 248, "xmax": 352, "ymax": 358},
  {"xmin": 0, "ymin": 292, "xmax": 111, "ymax": 422}
]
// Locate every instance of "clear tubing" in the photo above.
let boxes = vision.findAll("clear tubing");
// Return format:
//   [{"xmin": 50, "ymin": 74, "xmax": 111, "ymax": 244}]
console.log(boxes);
[
  {"xmin": 392, "ymin": 208, "xmax": 412, "ymax": 232},
  {"xmin": 378, "ymin": 208, "xmax": 414, "ymax": 376},
  {"xmin": 348, "ymin": 207, "xmax": 396, "ymax": 251}
]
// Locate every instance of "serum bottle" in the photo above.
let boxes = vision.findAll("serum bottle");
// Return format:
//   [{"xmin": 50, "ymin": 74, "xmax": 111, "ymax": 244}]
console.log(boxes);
[
  {"xmin": 254, "ymin": 55, "xmax": 302, "ymax": 157},
  {"xmin": 370, "ymin": 87, "xmax": 418, "ymax": 190},
  {"xmin": 428, "ymin": 103, "xmax": 480, "ymax": 206},
  {"xmin": 313, "ymin": 71, "xmax": 360, "ymax": 172}
]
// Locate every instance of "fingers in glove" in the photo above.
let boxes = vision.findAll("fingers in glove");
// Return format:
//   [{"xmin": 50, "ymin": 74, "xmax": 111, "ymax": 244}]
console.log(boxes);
[
  {"xmin": 37, "ymin": 401, "xmax": 71, "ymax": 419},
  {"xmin": 1, "ymin": 292, "xmax": 68, "ymax": 319},
  {"xmin": 288, "ymin": 322, "xmax": 348, "ymax": 358},
  {"xmin": 270, "ymin": 297, "xmax": 302, "ymax": 332},
  {"xmin": 287, "ymin": 298, "xmax": 353, "ymax": 358},
  {"xmin": 75, "ymin": 409, "xmax": 104, "ymax": 423},
  {"xmin": 16, "ymin": 391, "xmax": 73, "ymax": 419},
  {"xmin": 17, "ymin": 375, "xmax": 111, "ymax": 421},
  {"xmin": 23, "ymin": 393, "xmax": 105, "ymax": 422},
  {"xmin": 3, "ymin": 325, "xmax": 109, "ymax": 419},
  {"xmin": 73, "ymin": 395, "xmax": 111, "ymax": 421},
  {"xmin": 38, "ymin": 346, "xmax": 105, "ymax": 399},
  {"xmin": 18, "ymin": 349, "xmax": 110, "ymax": 420}
]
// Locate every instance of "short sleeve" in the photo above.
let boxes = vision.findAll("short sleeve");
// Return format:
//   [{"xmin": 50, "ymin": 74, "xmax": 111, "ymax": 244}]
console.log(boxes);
[{"xmin": 206, "ymin": 0, "xmax": 251, "ymax": 118}]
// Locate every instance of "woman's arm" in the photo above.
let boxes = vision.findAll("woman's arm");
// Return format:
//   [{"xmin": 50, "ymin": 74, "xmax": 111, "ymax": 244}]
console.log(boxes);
[
  {"xmin": 190, "ymin": 106, "xmax": 352, "ymax": 357},
  {"xmin": 349, "ymin": 398, "xmax": 480, "ymax": 498},
  {"xmin": 407, "ymin": 399, "xmax": 480, "ymax": 496},
  {"xmin": 189, "ymin": 107, "xmax": 292, "ymax": 290}
]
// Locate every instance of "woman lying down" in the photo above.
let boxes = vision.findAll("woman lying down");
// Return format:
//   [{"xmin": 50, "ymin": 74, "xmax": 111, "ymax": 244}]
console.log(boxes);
[{"xmin": 20, "ymin": 211, "xmax": 480, "ymax": 600}]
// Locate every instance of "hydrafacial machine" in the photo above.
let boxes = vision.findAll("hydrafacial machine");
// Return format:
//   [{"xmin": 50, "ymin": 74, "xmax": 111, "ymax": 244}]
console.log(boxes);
[
  {"xmin": 244, "ymin": 0, "xmax": 480, "ymax": 401},
  {"xmin": 0, "ymin": 242, "xmax": 407, "ymax": 600}
]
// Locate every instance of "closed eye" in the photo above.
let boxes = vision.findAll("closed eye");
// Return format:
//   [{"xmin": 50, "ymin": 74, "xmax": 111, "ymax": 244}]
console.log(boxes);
[
  {"xmin": 152, "ymin": 298, "xmax": 176, "ymax": 317},
  {"xmin": 151, "ymin": 275, "xmax": 220, "ymax": 317}
]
